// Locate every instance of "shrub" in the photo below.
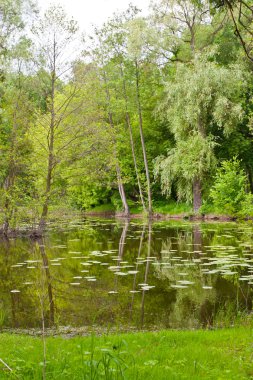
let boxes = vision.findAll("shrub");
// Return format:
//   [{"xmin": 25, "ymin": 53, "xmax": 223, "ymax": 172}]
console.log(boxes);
[{"xmin": 210, "ymin": 158, "xmax": 253, "ymax": 216}]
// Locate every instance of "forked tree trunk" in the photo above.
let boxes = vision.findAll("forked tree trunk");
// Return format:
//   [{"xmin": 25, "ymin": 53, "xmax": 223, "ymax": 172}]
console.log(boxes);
[{"xmin": 193, "ymin": 178, "xmax": 202, "ymax": 213}]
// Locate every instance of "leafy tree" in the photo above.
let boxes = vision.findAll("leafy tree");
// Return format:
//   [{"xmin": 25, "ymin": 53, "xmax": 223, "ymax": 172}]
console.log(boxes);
[
  {"xmin": 0, "ymin": 73, "xmax": 35, "ymax": 232},
  {"xmin": 154, "ymin": 56, "xmax": 246, "ymax": 211},
  {"xmin": 31, "ymin": 6, "xmax": 81, "ymax": 228}
]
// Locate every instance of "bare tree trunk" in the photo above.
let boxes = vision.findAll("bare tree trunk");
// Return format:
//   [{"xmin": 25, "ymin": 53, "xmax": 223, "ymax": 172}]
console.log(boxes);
[
  {"xmin": 134, "ymin": 60, "xmax": 152, "ymax": 216},
  {"xmin": 193, "ymin": 178, "xmax": 202, "ymax": 213},
  {"xmin": 119, "ymin": 63, "xmax": 146, "ymax": 212}
]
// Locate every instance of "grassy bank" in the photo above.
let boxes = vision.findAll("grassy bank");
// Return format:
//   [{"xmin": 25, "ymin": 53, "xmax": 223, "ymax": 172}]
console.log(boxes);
[
  {"xmin": 0, "ymin": 328, "xmax": 252, "ymax": 379},
  {"xmin": 85, "ymin": 201, "xmax": 192, "ymax": 216}
]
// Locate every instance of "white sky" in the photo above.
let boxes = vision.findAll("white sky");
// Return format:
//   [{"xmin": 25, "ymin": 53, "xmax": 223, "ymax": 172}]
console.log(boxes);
[{"xmin": 37, "ymin": 0, "xmax": 150, "ymax": 33}]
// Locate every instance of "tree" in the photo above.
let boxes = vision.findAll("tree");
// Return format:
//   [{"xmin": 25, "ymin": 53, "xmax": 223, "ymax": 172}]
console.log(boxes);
[
  {"xmin": 126, "ymin": 17, "xmax": 154, "ymax": 215},
  {"xmin": 0, "ymin": 71, "xmax": 35, "ymax": 233},
  {"xmin": 209, "ymin": 0, "xmax": 253, "ymax": 61},
  {"xmin": 154, "ymin": 56, "xmax": 246, "ymax": 211},
  {"xmin": 31, "ymin": 6, "xmax": 81, "ymax": 229},
  {"xmin": 0, "ymin": 1, "xmax": 36, "ymax": 233},
  {"xmin": 101, "ymin": 8, "xmax": 147, "ymax": 212},
  {"xmin": 0, "ymin": 0, "xmax": 36, "ymax": 59}
]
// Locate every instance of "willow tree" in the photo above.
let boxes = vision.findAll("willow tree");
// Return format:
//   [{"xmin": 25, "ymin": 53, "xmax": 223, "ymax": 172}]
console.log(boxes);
[{"xmin": 154, "ymin": 56, "xmax": 246, "ymax": 211}]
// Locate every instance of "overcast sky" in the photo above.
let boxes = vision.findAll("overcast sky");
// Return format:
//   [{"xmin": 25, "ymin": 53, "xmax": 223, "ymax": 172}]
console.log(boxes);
[{"xmin": 37, "ymin": 0, "xmax": 150, "ymax": 33}]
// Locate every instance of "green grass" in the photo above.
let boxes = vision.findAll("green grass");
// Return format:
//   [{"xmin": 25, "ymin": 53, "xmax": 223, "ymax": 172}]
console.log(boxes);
[
  {"xmin": 130, "ymin": 200, "xmax": 193, "ymax": 215},
  {"xmin": 0, "ymin": 328, "xmax": 253, "ymax": 379},
  {"xmin": 153, "ymin": 200, "xmax": 192, "ymax": 215},
  {"xmin": 85, "ymin": 201, "xmax": 193, "ymax": 216}
]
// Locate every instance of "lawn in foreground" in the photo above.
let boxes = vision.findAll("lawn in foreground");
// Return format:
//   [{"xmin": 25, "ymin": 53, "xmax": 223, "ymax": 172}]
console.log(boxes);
[{"xmin": 0, "ymin": 328, "xmax": 252, "ymax": 379}]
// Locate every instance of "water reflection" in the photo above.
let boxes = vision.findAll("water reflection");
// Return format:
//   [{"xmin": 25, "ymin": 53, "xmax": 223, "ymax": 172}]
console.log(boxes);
[
  {"xmin": 0, "ymin": 219, "xmax": 253, "ymax": 330},
  {"xmin": 140, "ymin": 222, "xmax": 152, "ymax": 327},
  {"xmin": 37, "ymin": 239, "xmax": 55, "ymax": 325}
]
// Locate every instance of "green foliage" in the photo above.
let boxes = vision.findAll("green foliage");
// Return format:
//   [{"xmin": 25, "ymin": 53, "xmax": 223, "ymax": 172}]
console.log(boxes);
[
  {"xmin": 70, "ymin": 183, "xmax": 111, "ymax": 211},
  {"xmin": 210, "ymin": 158, "xmax": 253, "ymax": 216},
  {"xmin": 155, "ymin": 133, "xmax": 217, "ymax": 202}
]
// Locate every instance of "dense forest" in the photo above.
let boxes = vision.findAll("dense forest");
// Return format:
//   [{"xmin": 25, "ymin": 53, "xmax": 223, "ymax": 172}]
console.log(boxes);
[{"xmin": 1, "ymin": 0, "xmax": 253, "ymax": 232}]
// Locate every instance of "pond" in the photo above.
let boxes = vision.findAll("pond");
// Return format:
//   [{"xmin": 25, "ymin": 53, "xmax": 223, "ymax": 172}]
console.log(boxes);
[{"xmin": 1, "ymin": 218, "xmax": 253, "ymax": 331}]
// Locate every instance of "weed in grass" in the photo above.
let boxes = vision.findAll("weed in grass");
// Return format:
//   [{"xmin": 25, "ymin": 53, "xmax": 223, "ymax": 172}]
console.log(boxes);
[{"xmin": 0, "ymin": 307, "xmax": 6, "ymax": 331}]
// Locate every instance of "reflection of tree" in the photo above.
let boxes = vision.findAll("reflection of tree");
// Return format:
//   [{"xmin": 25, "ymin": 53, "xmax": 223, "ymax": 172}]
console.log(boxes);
[
  {"xmin": 129, "ymin": 224, "xmax": 146, "ymax": 321},
  {"xmin": 114, "ymin": 219, "xmax": 129, "ymax": 292},
  {"xmin": 36, "ymin": 238, "xmax": 55, "ymax": 326},
  {"xmin": 193, "ymin": 224, "xmax": 202, "ymax": 253},
  {"xmin": 141, "ymin": 222, "xmax": 152, "ymax": 327},
  {"xmin": 118, "ymin": 219, "xmax": 129, "ymax": 263}
]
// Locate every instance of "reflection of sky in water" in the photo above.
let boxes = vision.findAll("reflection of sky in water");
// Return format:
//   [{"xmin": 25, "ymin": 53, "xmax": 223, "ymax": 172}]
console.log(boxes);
[{"xmin": 1, "ymin": 219, "xmax": 253, "ymax": 330}]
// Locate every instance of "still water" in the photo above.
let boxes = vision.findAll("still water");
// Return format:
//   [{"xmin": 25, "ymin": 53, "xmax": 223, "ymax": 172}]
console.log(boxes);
[{"xmin": 1, "ymin": 218, "xmax": 253, "ymax": 330}]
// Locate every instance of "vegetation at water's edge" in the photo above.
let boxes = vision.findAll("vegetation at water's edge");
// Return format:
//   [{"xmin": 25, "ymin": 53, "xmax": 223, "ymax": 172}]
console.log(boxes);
[
  {"xmin": 0, "ymin": 328, "xmax": 252, "ymax": 379},
  {"xmin": 2, "ymin": 1, "xmax": 253, "ymax": 231}
]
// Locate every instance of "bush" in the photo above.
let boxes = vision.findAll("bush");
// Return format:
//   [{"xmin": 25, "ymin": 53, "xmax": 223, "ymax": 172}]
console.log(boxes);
[
  {"xmin": 70, "ymin": 183, "xmax": 111, "ymax": 210},
  {"xmin": 210, "ymin": 158, "xmax": 253, "ymax": 216}
]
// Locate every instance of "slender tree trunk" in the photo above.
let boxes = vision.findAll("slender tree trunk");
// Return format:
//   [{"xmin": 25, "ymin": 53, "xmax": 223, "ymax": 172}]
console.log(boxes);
[
  {"xmin": 193, "ymin": 178, "xmax": 202, "ymax": 213},
  {"xmin": 39, "ymin": 38, "xmax": 56, "ymax": 230},
  {"xmin": 134, "ymin": 59, "xmax": 152, "ymax": 216},
  {"xmin": 119, "ymin": 63, "xmax": 146, "ymax": 212},
  {"xmin": 103, "ymin": 70, "xmax": 129, "ymax": 216},
  {"xmin": 39, "ymin": 150, "xmax": 54, "ymax": 229},
  {"xmin": 116, "ymin": 164, "xmax": 130, "ymax": 215}
]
